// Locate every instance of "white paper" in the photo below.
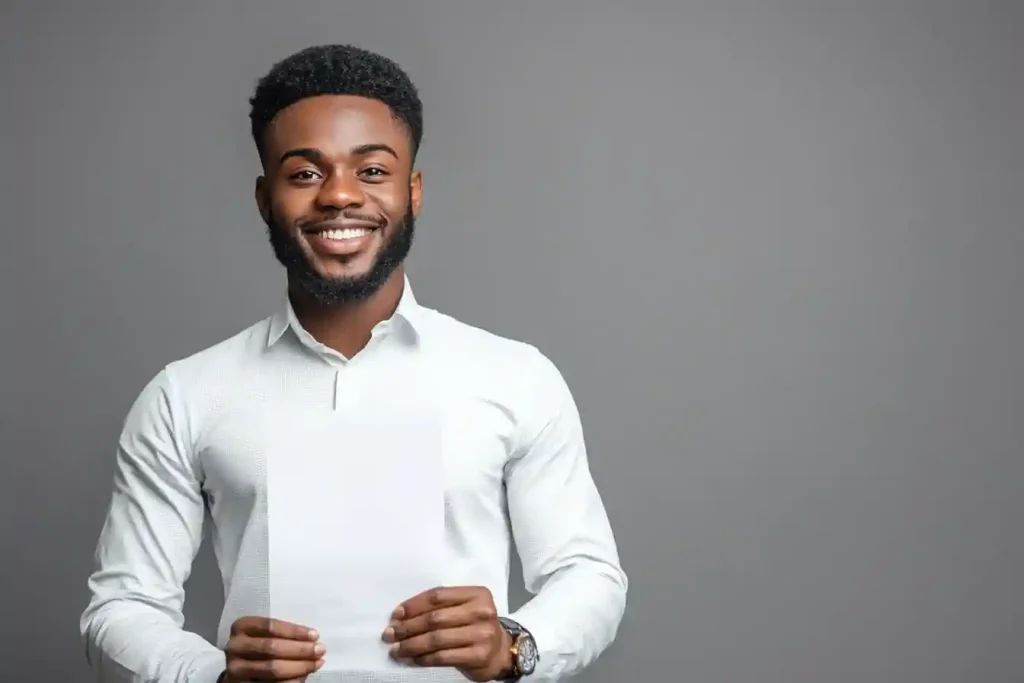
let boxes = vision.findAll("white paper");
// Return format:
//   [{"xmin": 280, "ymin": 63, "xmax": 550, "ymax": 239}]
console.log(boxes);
[{"xmin": 266, "ymin": 398, "xmax": 445, "ymax": 673}]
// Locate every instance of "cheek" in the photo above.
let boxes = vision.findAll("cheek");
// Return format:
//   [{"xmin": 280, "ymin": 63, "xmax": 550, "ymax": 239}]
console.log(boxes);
[
  {"xmin": 375, "ymin": 190, "xmax": 412, "ymax": 223},
  {"xmin": 271, "ymin": 183, "xmax": 318, "ymax": 218}
]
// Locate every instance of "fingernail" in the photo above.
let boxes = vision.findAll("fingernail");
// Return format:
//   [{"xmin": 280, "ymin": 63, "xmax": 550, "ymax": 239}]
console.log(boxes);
[
  {"xmin": 314, "ymin": 643, "xmax": 326, "ymax": 656},
  {"xmin": 382, "ymin": 627, "xmax": 395, "ymax": 643},
  {"xmin": 316, "ymin": 658, "xmax": 325, "ymax": 669},
  {"xmin": 308, "ymin": 629, "xmax": 319, "ymax": 640},
  {"xmin": 389, "ymin": 643, "xmax": 399, "ymax": 655},
  {"xmin": 391, "ymin": 608, "xmax": 404, "ymax": 620}
]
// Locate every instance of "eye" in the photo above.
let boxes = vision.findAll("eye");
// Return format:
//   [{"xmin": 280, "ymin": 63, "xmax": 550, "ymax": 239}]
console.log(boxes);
[
  {"xmin": 289, "ymin": 169, "xmax": 322, "ymax": 182},
  {"xmin": 359, "ymin": 167, "xmax": 389, "ymax": 180}
]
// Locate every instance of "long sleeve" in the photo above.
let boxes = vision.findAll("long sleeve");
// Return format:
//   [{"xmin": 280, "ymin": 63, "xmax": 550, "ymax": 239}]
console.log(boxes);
[
  {"xmin": 80, "ymin": 368, "xmax": 225, "ymax": 683},
  {"xmin": 506, "ymin": 351, "xmax": 628, "ymax": 681}
]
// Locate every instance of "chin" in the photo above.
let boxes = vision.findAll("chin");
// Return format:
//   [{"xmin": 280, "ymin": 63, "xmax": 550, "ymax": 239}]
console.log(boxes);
[{"xmin": 314, "ymin": 258, "xmax": 377, "ymax": 282}]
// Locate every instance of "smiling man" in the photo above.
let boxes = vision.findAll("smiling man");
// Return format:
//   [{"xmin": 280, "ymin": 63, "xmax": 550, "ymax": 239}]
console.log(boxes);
[{"xmin": 80, "ymin": 44, "xmax": 627, "ymax": 683}]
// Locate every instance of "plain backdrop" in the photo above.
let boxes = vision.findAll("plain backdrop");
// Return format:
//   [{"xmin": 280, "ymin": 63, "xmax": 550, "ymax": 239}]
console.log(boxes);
[{"xmin": 2, "ymin": 2, "xmax": 1022, "ymax": 682}]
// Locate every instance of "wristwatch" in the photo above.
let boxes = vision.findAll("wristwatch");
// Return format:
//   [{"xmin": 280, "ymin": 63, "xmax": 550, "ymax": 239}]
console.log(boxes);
[{"xmin": 497, "ymin": 617, "xmax": 538, "ymax": 680}]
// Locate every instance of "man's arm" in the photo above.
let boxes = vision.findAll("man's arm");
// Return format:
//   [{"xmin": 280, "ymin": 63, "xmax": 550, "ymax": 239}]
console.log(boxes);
[
  {"xmin": 80, "ymin": 368, "xmax": 225, "ymax": 683},
  {"xmin": 505, "ymin": 349, "xmax": 628, "ymax": 681}
]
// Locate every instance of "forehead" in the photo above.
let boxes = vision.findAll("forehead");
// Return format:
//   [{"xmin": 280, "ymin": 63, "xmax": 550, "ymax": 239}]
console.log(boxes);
[{"xmin": 263, "ymin": 94, "xmax": 410, "ymax": 160}]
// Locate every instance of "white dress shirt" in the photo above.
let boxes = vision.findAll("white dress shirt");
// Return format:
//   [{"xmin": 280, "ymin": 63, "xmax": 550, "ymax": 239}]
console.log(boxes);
[{"xmin": 80, "ymin": 278, "xmax": 627, "ymax": 683}]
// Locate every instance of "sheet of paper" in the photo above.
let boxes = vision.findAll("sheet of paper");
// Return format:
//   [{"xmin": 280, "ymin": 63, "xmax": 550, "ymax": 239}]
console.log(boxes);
[{"xmin": 266, "ymin": 400, "xmax": 445, "ymax": 673}]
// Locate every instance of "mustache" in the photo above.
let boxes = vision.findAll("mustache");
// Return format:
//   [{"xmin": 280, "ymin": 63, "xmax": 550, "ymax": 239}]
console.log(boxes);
[{"xmin": 297, "ymin": 211, "xmax": 387, "ymax": 230}]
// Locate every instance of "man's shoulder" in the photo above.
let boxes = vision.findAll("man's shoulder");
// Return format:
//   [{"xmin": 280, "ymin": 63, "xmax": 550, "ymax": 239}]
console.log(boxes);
[
  {"xmin": 417, "ymin": 306, "xmax": 544, "ymax": 365},
  {"xmin": 415, "ymin": 306, "xmax": 565, "ymax": 385},
  {"xmin": 120, "ymin": 314, "xmax": 275, "ymax": 436},
  {"xmin": 161, "ymin": 314, "xmax": 276, "ymax": 388},
  {"xmin": 418, "ymin": 308, "xmax": 576, "ymax": 445}
]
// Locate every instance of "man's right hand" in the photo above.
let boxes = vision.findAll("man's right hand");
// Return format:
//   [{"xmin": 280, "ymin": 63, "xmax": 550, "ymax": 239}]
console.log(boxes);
[{"xmin": 221, "ymin": 616, "xmax": 325, "ymax": 682}]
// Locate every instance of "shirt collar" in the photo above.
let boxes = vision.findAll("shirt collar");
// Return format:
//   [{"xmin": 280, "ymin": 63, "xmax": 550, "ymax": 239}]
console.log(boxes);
[{"xmin": 267, "ymin": 275, "xmax": 423, "ymax": 349}]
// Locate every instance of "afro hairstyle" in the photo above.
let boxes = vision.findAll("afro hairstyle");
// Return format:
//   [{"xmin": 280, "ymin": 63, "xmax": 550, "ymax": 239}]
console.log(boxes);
[{"xmin": 248, "ymin": 44, "xmax": 423, "ymax": 163}]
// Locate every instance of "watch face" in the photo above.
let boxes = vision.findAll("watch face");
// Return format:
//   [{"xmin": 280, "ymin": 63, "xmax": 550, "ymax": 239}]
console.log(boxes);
[{"xmin": 517, "ymin": 634, "xmax": 538, "ymax": 675}]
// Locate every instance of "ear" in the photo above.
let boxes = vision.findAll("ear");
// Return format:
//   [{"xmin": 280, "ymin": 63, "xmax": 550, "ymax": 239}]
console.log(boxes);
[
  {"xmin": 409, "ymin": 169, "xmax": 423, "ymax": 218},
  {"xmin": 255, "ymin": 176, "xmax": 270, "ymax": 224}
]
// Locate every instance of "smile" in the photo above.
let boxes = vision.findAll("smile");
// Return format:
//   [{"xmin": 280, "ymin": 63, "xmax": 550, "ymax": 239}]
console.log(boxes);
[
  {"xmin": 305, "ymin": 225, "xmax": 380, "ymax": 257},
  {"xmin": 317, "ymin": 227, "xmax": 375, "ymax": 241}
]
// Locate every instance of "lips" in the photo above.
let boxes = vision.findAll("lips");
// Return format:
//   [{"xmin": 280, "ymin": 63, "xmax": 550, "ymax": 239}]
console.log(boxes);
[
  {"xmin": 305, "ymin": 217, "xmax": 381, "ymax": 234},
  {"xmin": 315, "ymin": 226, "xmax": 375, "ymax": 241},
  {"xmin": 303, "ymin": 219, "xmax": 382, "ymax": 256}
]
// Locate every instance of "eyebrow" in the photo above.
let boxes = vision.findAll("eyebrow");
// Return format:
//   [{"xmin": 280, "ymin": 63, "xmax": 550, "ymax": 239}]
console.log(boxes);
[{"xmin": 278, "ymin": 143, "xmax": 399, "ymax": 165}]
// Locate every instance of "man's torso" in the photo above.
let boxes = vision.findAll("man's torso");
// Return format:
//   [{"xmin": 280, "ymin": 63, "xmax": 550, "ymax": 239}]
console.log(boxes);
[{"xmin": 160, "ymin": 295, "xmax": 548, "ymax": 653}]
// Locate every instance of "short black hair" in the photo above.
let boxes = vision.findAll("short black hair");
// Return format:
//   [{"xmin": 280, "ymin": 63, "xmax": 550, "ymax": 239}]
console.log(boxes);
[{"xmin": 248, "ymin": 44, "xmax": 423, "ymax": 163}]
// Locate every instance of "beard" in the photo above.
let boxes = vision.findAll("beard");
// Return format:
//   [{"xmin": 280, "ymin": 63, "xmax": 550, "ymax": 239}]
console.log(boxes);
[{"xmin": 265, "ymin": 203, "xmax": 415, "ymax": 307}]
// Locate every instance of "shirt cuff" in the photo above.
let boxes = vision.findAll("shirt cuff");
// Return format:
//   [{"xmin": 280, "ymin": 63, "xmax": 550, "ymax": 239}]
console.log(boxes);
[
  {"xmin": 188, "ymin": 650, "xmax": 226, "ymax": 683},
  {"xmin": 508, "ymin": 606, "xmax": 568, "ymax": 682}
]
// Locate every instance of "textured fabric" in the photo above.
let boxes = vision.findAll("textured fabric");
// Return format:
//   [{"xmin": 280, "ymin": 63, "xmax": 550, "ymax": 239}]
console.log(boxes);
[{"xmin": 80, "ymin": 278, "xmax": 627, "ymax": 682}]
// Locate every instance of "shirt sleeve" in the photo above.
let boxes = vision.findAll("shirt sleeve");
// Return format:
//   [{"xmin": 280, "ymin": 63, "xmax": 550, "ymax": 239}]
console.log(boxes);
[
  {"xmin": 506, "ymin": 349, "xmax": 628, "ymax": 681},
  {"xmin": 80, "ymin": 368, "xmax": 225, "ymax": 683}
]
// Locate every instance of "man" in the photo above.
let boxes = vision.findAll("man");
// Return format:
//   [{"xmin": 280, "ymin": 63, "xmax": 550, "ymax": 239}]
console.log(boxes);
[{"xmin": 81, "ymin": 44, "xmax": 626, "ymax": 683}]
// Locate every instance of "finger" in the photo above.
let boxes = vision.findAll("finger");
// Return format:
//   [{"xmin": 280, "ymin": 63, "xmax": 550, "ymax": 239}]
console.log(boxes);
[
  {"xmin": 412, "ymin": 644, "xmax": 491, "ymax": 669},
  {"xmin": 227, "ymin": 635, "xmax": 325, "ymax": 661},
  {"xmin": 232, "ymin": 617, "xmax": 319, "ymax": 641},
  {"xmin": 385, "ymin": 601, "xmax": 496, "ymax": 642},
  {"xmin": 393, "ymin": 586, "xmax": 487, "ymax": 620},
  {"xmin": 226, "ymin": 656, "xmax": 324, "ymax": 681},
  {"xmin": 389, "ymin": 625, "xmax": 481, "ymax": 659}
]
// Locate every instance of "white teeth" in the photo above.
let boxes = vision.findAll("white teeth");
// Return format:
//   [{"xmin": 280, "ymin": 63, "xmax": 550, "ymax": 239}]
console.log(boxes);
[{"xmin": 320, "ymin": 228, "xmax": 372, "ymax": 240}]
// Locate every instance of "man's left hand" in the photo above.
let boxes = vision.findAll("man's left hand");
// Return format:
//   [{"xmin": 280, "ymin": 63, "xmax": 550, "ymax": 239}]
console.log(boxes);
[{"xmin": 383, "ymin": 586, "xmax": 513, "ymax": 681}]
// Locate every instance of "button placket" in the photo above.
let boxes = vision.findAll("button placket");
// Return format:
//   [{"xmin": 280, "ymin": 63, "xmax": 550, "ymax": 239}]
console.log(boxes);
[
  {"xmin": 333, "ymin": 368, "xmax": 342, "ymax": 412},
  {"xmin": 333, "ymin": 361, "xmax": 361, "ymax": 413},
  {"xmin": 330, "ymin": 329, "xmax": 391, "ymax": 412}
]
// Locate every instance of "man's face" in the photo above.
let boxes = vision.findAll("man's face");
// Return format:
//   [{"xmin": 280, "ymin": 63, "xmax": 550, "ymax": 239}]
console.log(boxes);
[{"xmin": 256, "ymin": 95, "xmax": 422, "ymax": 306}]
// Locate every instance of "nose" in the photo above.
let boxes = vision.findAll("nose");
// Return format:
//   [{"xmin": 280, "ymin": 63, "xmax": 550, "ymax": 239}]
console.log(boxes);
[{"xmin": 316, "ymin": 170, "xmax": 365, "ymax": 211}]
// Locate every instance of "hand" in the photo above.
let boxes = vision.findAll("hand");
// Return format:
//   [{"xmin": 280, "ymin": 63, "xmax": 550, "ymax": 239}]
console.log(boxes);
[
  {"xmin": 221, "ymin": 616, "xmax": 325, "ymax": 682},
  {"xmin": 383, "ymin": 586, "xmax": 513, "ymax": 681}
]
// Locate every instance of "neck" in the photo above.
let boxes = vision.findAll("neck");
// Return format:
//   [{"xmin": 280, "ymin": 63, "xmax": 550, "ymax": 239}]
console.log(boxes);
[{"xmin": 287, "ymin": 268, "xmax": 406, "ymax": 358}]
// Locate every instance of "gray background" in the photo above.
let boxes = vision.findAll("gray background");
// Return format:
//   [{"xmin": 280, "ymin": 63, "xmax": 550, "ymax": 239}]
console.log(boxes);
[{"xmin": 2, "ymin": 1, "xmax": 1022, "ymax": 682}]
